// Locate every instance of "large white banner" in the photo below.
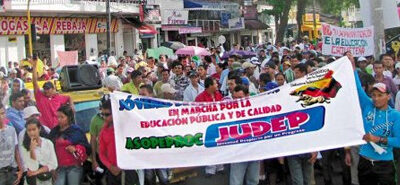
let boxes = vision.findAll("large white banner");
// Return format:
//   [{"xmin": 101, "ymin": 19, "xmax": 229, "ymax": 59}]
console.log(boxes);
[
  {"xmin": 110, "ymin": 57, "xmax": 365, "ymax": 169},
  {"xmin": 321, "ymin": 23, "xmax": 374, "ymax": 57}
]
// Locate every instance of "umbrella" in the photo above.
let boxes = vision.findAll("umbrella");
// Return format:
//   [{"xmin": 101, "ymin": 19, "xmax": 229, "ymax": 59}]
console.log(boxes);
[
  {"xmin": 146, "ymin": 46, "xmax": 174, "ymax": 59},
  {"xmin": 175, "ymin": 46, "xmax": 211, "ymax": 56},
  {"xmin": 161, "ymin": 41, "xmax": 186, "ymax": 50},
  {"xmin": 221, "ymin": 50, "xmax": 257, "ymax": 59}
]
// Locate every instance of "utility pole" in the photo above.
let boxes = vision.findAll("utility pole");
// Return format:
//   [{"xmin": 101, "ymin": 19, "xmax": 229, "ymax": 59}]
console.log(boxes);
[
  {"xmin": 371, "ymin": 0, "xmax": 385, "ymax": 58},
  {"xmin": 312, "ymin": 0, "xmax": 317, "ymax": 42},
  {"xmin": 27, "ymin": 0, "xmax": 33, "ymax": 57},
  {"xmin": 106, "ymin": 0, "xmax": 111, "ymax": 60}
]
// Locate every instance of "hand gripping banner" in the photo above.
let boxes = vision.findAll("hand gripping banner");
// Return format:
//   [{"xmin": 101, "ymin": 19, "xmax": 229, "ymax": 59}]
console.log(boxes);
[{"xmin": 110, "ymin": 57, "xmax": 365, "ymax": 169}]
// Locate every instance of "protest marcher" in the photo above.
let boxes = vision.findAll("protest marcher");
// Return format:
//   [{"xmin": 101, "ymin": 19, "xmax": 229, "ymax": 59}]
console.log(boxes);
[
  {"xmin": 183, "ymin": 71, "xmax": 204, "ymax": 102},
  {"xmin": 20, "ymin": 89, "xmax": 36, "ymax": 108},
  {"xmin": 195, "ymin": 77, "xmax": 224, "ymax": 176},
  {"xmin": 349, "ymin": 53, "xmax": 400, "ymax": 185},
  {"xmin": 0, "ymin": 103, "xmax": 23, "ymax": 185},
  {"xmin": 49, "ymin": 105, "xmax": 90, "ymax": 185},
  {"xmin": 373, "ymin": 61, "xmax": 398, "ymax": 99},
  {"xmin": 89, "ymin": 95, "xmax": 108, "ymax": 185},
  {"xmin": 121, "ymin": 70, "xmax": 143, "ymax": 95},
  {"xmin": 154, "ymin": 69, "xmax": 170, "ymax": 98},
  {"xmin": 98, "ymin": 99, "xmax": 139, "ymax": 185},
  {"xmin": 170, "ymin": 61, "xmax": 190, "ymax": 101},
  {"xmin": 6, "ymin": 92, "xmax": 26, "ymax": 134},
  {"xmin": 32, "ymin": 59, "xmax": 73, "ymax": 129},
  {"xmin": 229, "ymin": 85, "xmax": 260, "ymax": 185},
  {"xmin": 20, "ymin": 118, "xmax": 58, "ymax": 185}
]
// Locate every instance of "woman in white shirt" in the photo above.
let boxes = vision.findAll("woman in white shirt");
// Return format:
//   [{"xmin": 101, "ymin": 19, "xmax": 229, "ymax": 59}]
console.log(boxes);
[{"xmin": 21, "ymin": 118, "xmax": 58, "ymax": 185}]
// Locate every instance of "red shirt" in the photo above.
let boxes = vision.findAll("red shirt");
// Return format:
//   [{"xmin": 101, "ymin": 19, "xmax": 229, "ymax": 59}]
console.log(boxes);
[
  {"xmin": 54, "ymin": 138, "xmax": 81, "ymax": 167},
  {"xmin": 195, "ymin": 90, "xmax": 223, "ymax": 102},
  {"xmin": 35, "ymin": 89, "xmax": 70, "ymax": 129},
  {"xmin": 211, "ymin": 73, "xmax": 221, "ymax": 82},
  {"xmin": 98, "ymin": 124, "xmax": 117, "ymax": 169}
]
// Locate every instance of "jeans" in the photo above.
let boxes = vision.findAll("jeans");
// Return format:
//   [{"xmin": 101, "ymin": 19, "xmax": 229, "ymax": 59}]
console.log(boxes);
[
  {"xmin": 230, "ymin": 161, "xmax": 260, "ymax": 185},
  {"xmin": 106, "ymin": 170, "xmax": 139, "ymax": 185},
  {"xmin": 287, "ymin": 156, "xmax": 313, "ymax": 185},
  {"xmin": 55, "ymin": 166, "xmax": 83, "ymax": 185},
  {"xmin": 358, "ymin": 156, "xmax": 395, "ymax": 185},
  {"xmin": 350, "ymin": 146, "xmax": 360, "ymax": 185},
  {"xmin": 145, "ymin": 169, "xmax": 169, "ymax": 185},
  {"xmin": 0, "ymin": 167, "xmax": 17, "ymax": 185}
]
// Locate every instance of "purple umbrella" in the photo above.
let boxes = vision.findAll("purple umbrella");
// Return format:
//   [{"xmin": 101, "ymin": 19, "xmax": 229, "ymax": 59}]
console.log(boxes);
[{"xmin": 221, "ymin": 50, "xmax": 257, "ymax": 59}]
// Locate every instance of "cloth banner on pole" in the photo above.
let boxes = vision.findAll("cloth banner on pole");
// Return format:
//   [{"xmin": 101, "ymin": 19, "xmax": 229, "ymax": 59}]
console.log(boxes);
[
  {"xmin": 110, "ymin": 57, "xmax": 365, "ymax": 169},
  {"xmin": 57, "ymin": 51, "xmax": 78, "ymax": 67},
  {"xmin": 321, "ymin": 23, "xmax": 374, "ymax": 57}
]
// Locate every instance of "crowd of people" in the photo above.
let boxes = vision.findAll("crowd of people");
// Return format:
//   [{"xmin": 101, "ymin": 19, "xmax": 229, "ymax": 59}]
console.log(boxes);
[{"xmin": 1, "ymin": 37, "xmax": 400, "ymax": 185}]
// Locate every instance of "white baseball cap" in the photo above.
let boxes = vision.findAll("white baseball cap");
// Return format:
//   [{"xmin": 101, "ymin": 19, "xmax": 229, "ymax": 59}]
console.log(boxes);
[
  {"xmin": 161, "ymin": 83, "xmax": 177, "ymax": 94},
  {"xmin": 23, "ymin": 106, "xmax": 40, "ymax": 119},
  {"xmin": 357, "ymin": 57, "xmax": 367, "ymax": 62}
]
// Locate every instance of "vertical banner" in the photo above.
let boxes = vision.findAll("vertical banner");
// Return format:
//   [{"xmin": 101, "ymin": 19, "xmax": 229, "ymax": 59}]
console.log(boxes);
[
  {"xmin": 321, "ymin": 23, "xmax": 374, "ymax": 57},
  {"xmin": 110, "ymin": 57, "xmax": 365, "ymax": 169}
]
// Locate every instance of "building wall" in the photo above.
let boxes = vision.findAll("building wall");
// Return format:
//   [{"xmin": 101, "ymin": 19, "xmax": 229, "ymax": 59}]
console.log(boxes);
[{"xmin": 0, "ymin": 36, "xmax": 26, "ymax": 67}]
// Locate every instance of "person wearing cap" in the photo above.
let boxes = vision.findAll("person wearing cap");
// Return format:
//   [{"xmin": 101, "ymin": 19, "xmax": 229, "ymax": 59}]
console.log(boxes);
[
  {"xmin": 6, "ymin": 92, "xmax": 26, "ymax": 134},
  {"xmin": 393, "ymin": 62, "xmax": 400, "ymax": 88},
  {"xmin": 183, "ymin": 71, "xmax": 204, "ymax": 102},
  {"xmin": 32, "ymin": 58, "xmax": 73, "ymax": 130},
  {"xmin": 161, "ymin": 83, "xmax": 177, "ymax": 100},
  {"xmin": 348, "ymin": 55, "xmax": 400, "ymax": 185},
  {"xmin": 242, "ymin": 61, "xmax": 259, "ymax": 95},
  {"xmin": 357, "ymin": 57, "xmax": 368, "ymax": 73}
]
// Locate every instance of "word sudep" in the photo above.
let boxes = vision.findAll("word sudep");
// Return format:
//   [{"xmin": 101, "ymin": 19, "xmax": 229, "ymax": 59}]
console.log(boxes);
[{"xmin": 125, "ymin": 133, "xmax": 203, "ymax": 149}]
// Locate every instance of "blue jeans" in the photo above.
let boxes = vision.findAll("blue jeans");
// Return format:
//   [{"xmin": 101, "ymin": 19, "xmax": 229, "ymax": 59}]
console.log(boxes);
[
  {"xmin": 55, "ymin": 166, "xmax": 83, "ymax": 185},
  {"xmin": 287, "ymin": 156, "xmax": 313, "ymax": 185},
  {"xmin": 230, "ymin": 161, "xmax": 260, "ymax": 185}
]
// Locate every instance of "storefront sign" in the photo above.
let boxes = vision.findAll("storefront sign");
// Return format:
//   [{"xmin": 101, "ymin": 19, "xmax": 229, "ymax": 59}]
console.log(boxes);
[
  {"xmin": 244, "ymin": 5, "xmax": 258, "ymax": 20},
  {"xmin": 144, "ymin": 5, "xmax": 161, "ymax": 24},
  {"xmin": 0, "ymin": 17, "xmax": 118, "ymax": 35},
  {"xmin": 303, "ymin": 13, "xmax": 320, "ymax": 23},
  {"xmin": 228, "ymin": 17, "xmax": 245, "ymax": 30},
  {"xmin": 321, "ymin": 23, "xmax": 374, "ymax": 57},
  {"xmin": 178, "ymin": 27, "xmax": 202, "ymax": 34},
  {"xmin": 110, "ymin": 57, "xmax": 365, "ymax": 169},
  {"xmin": 220, "ymin": 13, "xmax": 231, "ymax": 28},
  {"xmin": 161, "ymin": 10, "xmax": 188, "ymax": 25}
]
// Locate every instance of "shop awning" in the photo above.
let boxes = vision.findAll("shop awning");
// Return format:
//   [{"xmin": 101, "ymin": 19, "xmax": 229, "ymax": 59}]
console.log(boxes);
[
  {"xmin": 183, "ymin": 0, "xmax": 225, "ymax": 11},
  {"xmin": 244, "ymin": 20, "xmax": 269, "ymax": 30},
  {"xmin": 138, "ymin": 25, "xmax": 158, "ymax": 35}
]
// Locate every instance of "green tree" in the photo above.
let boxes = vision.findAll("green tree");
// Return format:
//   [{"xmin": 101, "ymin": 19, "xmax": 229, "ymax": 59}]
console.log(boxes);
[
  {"xmin": 317, "ymin": 0, "xmax": 359, "ymax": 17},
  {"xmin": 262, "ymin": 0, "xmax": 294, "ymax": 43}
]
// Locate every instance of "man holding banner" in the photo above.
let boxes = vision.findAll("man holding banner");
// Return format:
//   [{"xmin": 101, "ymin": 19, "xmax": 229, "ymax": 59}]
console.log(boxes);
[{"xmin": 350, "ymin": 53, "xmax": 400, "ymax": 185}]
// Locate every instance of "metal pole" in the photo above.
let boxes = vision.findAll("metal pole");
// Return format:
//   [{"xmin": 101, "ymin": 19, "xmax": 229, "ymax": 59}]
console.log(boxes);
[
  {"xmin": 27, "ymin": 0, "xmax": 33, "ymax": 57},
  {"xmin": 312, "ymin": 0, "xmax": 317, "ymax": 41},
  {"xmin": 371, "ymin": 0, "xmax": 384, "ymax": 58},
  {"xmin": 106, "ymin": 0, "xmax": 111, "ymax": 60}
]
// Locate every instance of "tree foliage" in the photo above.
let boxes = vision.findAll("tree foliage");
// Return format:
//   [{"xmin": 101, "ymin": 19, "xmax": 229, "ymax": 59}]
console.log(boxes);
[
  {"xmin": 262, "ymin": 0, "xmax": 294, "ymax": 43},
  {"xmin": 317, "ymin": 0, "xmax": 359, "ymax": 16}
]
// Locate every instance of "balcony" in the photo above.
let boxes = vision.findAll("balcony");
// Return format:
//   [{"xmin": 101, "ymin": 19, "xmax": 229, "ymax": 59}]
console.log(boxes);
[
  {"xmin": 188, "ymin": 19, "xmax": 220, "ymax": 33},
  {"xmin": 3, "ymin": 0, "xmax": 144, "ymax": 14}
]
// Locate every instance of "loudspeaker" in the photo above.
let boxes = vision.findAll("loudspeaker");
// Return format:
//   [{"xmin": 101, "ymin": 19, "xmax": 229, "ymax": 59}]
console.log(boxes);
[{"xmin": 60, "ymin": 64, "xmax": 102, "ymax": 92}]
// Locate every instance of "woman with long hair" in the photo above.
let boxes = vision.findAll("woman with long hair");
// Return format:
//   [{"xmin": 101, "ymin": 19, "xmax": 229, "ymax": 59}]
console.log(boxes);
[
  {"xmin": 21, "ymin": 118, "xmax": 57, "ymax": 185},
  {"xmin": 49, "ymin": 105, "xmax": 90, "ymax": 185}
]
